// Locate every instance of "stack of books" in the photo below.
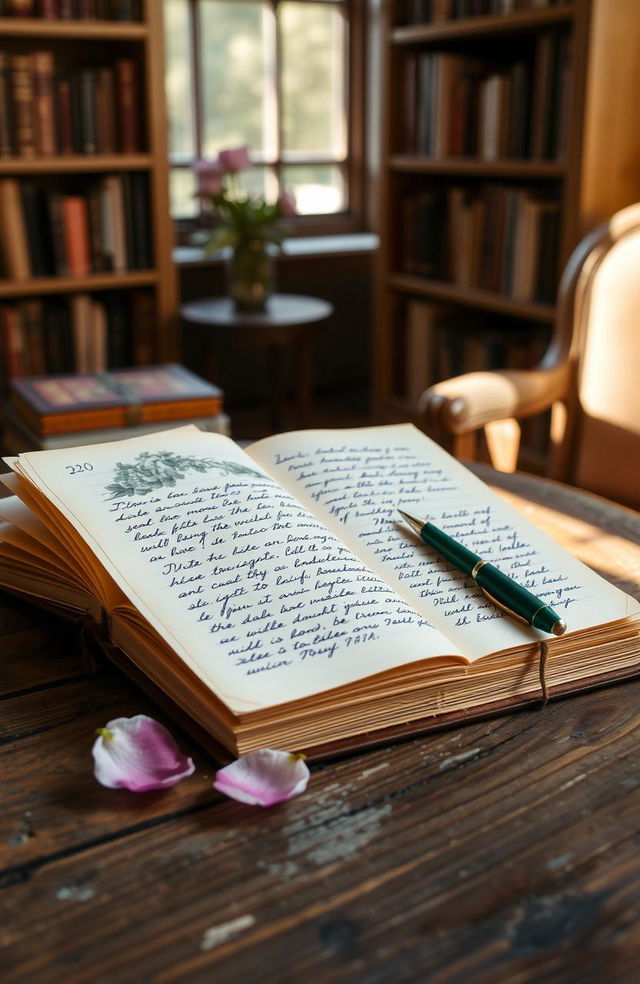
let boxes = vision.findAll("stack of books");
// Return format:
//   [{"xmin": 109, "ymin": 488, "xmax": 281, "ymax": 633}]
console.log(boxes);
[{"xmin": 3, "ymin": 363, "xmax": 230, "ymax": 451}]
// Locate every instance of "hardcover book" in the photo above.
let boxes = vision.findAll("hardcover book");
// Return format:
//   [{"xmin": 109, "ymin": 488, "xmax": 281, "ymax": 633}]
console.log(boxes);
[
  {"xmin": 9, "ymin": 364, "xmax": 224, "ymax": 435},
  {"xmin": 0, "ymin": 424, "xmax": 638, "ymax": 758}
]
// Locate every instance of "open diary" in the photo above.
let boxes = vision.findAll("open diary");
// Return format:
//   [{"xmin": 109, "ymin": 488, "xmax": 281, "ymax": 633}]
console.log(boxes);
[{"xmin": 1, "ymin": 424, "xmax": 638, "ymax": 756}]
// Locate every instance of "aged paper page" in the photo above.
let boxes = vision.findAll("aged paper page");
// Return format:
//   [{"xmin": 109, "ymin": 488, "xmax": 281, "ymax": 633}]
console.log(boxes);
[
  {"xmin": 249, "ymin": 424, "xmax": 640, "ymax": 660},
  {"xmin": 8, "ymin": 427, "xmax": 463, "ymax": 713}
]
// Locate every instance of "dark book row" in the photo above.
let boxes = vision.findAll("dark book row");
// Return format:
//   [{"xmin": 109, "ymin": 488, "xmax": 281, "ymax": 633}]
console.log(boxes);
[
  {"xmin": 0, "ymin": 173, "xmax": 151, "ymax": 280},
  {"xmin": 0, "ymin": 52, "xmax": 140, "ymax": 158},
  {"xmin": 400, "ymin": 183, "xmax": 560, "ymax": 303},
  {"xmin": 394, "ymin": 297, "xmax": 551, "ymax": 404},
  {"xmin": 401, "ymin": 0, "xmax": 569, "ymax": 24},
  {"xmin": 402, "ymin": 30, "xmax": 571, "ymax": 161},
  {"xmin": 0, "ymin": 289, "xmax": 154, "ymax": 380},
  {"xmin": 0, "ymin": 1, "xmax": 141, "ymax": 19}
]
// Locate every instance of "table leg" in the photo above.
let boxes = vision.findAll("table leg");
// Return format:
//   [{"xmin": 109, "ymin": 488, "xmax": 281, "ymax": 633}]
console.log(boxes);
[{"xmin": 295, "ymin": 334, "xmax": 313, "ymax": 427}]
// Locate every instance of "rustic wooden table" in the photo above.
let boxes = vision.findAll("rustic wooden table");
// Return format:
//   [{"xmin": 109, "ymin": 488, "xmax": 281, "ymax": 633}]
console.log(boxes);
[{"xmin": 2, "ymin": 466, "xmax": 640, "ymax": 983}]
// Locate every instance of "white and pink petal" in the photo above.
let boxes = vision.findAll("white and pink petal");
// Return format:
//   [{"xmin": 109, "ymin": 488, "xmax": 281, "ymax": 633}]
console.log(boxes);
[
  {"xmin": 92, "ymin": 715, "xmax": 195, "ymax": 792},
  {"xmin": 213, "ymin": 748, "xmax": 310, "ymax": 807}
]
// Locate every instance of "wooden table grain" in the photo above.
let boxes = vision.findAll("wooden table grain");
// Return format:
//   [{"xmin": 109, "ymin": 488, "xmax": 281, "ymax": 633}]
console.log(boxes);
[{"xmin": 2, "ymin": 467, "xmax": 640, "ymax": 984}]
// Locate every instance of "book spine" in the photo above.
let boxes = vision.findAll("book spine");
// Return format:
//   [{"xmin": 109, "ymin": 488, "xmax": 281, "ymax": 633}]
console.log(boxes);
[
  {"xmin": 58, "ymin": 0, "xmax": 75, "ymax": 18},
  {"xmin": 8, "ymin": 0, "xmax": 35, "ymax": 14},
  {"xmin": 55, "ymin": 77, "xmax": 74, "ymax": 156},
  {"xmin": 46, "ymin": 190, "xmax": 69, "ymax": 276},
  {"xmin": 0, "ymin": 53, "xmax": 16, "ymax": 159},
  {"xmin": 110, "ymin": 0, "xmax": 139, "ymax": 21},
  {"xmin": 44, "ymin": 300, "xmax": 71, "ymax": 375},
  {"xmin": 19, "ymin": 183, "xmax": 51, "ymax": 277},
  {"xmin": 39, "ymin": 0, "xmax": 60, "ymax": 18},
  {"xmin": 78, "ymin": 0, "xmax": 97, "ymax": 17},
  {"xmin": 71, "ymin": 293, "xmax": 92, "ymax": 373},
  {"xmin": 87, "ymin": 185, "xmax": 107, "ymax": 272},
  {"xmin": 95, "ymin": 67, "xmax": 116, "ymax": 154},
  {"xmin": 10, "ymin": 55, "xmax": 36, "ymax": 159},
  {"xmin": 121, "ymin": 172, "xmax": 135, "ymax": 268},
  {"xmin": 32, "ymin": 51, "xmax": 56, "ymax": 158},
  {"xmin": 91, "ymin": 297, "xmax": 108, "ymax": 372},
  {"xmin": 129, "ymin": 289, "xmax": 154, "ymax": 364},
  {"xmin": 78, "ymin": 69, "xmax": 98, "ymax": 155},
  {"xmin": 0, "ymin": 178, "xmax": 31, "ymax": 280},
  {"xmin": 104, "ymin": 292, "xmax": 131, "ymax": 367},
  {"xmin": 0, "ymin": 304, "xmax": 24, "ymax": 380},
  {"xmin": 115, "ymin": 58, "xmax": 139, "ymax": 153},
  {"xmin": 19, "ymin": 299, "xmax": 47, "ymax": 377},
  {"xmin": 62, "ymin": 196, "xmax": 91, "ymax": 277},
  {"xmin": 107, "ymin": 175, "xmax": 128, "ymax": 271}
]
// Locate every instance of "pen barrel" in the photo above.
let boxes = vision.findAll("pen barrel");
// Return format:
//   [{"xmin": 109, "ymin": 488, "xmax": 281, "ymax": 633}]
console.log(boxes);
[
  {"xmin": 420, "ymin": 523, "xmax": 480, "ymax": 571},
  {"xmin": 475, "ymin": 564, "xmax": 560, "ymax": 631}
]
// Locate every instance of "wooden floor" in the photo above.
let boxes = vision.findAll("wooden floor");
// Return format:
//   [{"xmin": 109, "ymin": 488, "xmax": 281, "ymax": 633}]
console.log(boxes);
[{"xmin": 2, "ymin": 470, "xmax": 640, "ymax": 982}]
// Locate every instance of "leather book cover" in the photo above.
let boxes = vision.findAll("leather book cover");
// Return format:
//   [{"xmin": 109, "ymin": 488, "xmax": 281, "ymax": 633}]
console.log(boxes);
[
  {"xmin": 10, "ymin": 54, "xmax": 36, "ymax": 159},
  {"xmin": 9, "ymin": 363, "xmax": 224, "ymax": 434},
  {"xmin": 32, "ymin": 51, "xmax": 56, "ymax": 158}
]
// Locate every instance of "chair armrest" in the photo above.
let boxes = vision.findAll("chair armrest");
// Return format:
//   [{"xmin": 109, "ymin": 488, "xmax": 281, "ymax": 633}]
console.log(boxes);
[{"xmin": 419, "ymin": 365, "xmax": 570, "ymax": 434}]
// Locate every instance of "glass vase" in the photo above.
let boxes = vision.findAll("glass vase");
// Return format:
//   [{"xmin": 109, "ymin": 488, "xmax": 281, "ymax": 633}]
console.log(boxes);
[{"xmin": 226, "ymin": 239, "xmax": 274, "ymax": 313}]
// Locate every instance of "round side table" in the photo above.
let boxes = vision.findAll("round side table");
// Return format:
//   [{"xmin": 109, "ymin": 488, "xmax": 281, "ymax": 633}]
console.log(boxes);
[{"xmin": 181, "ymin": 294, "xmax": 333, "ymax": 432}]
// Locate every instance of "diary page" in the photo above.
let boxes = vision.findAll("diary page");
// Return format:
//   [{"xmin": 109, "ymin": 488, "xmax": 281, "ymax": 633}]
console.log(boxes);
[
  {"xmin": 249, "ymin": 424, "xmax": 640, "ymax": 660},
  {"xmin": 8, "ymin": 427, "xmax": 462, "ymax": 713}
]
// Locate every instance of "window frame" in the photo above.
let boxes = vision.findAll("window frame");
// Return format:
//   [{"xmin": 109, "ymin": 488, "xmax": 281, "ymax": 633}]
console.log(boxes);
[{"xmin": 167, "ymin": 0, "xmax": 368, "ymax": 240}]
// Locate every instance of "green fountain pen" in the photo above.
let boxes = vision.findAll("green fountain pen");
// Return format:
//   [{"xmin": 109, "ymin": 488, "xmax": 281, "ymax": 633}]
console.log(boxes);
[{"xmin": 398, "ymin": 509, "xmax": 567, "ymax": 636}]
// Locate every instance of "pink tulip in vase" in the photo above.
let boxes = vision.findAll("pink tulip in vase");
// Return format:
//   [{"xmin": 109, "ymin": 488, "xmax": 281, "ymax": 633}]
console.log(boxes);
[{"xmin": 193, "ymin": 146, "xmax": 296, "ymax": 313}]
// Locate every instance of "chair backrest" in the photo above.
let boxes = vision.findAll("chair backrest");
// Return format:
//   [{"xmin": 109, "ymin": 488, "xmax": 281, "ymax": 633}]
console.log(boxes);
[{"xmin": 557, "ymin": 204, "xmax": 640, "ymax": 509}]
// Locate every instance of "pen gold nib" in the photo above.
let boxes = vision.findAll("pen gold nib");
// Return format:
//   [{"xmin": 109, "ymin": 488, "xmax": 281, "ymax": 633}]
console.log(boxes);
[
  {"xmin": 398, "ymin": 508, "xmax": 426, "ymax": 537},
  {"xmin": 552, "ymin": 619, "xmax": 567, "ymax": 637}
]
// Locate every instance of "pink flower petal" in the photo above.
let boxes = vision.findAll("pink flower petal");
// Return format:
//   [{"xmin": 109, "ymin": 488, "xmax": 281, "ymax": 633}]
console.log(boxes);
[
  {"xmin": 213, "ymin": 749, "xmax": 310, "ymax": 807},
  {"xmin": 192, "ymin": 159, "xmax": 224, "ymax": 197},
  {"xmin": 92, "ymin": 715, "xmax": 195, "ymax": 792},
  {"xmin": 218, "ymin": 145, "xmax": 251, "ymax": 173}
]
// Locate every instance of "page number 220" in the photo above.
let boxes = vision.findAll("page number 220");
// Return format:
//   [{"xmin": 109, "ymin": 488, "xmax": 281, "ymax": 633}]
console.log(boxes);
[{"xmin": 65, "ymin": 463, "xmax": 93, "ymax": 475}]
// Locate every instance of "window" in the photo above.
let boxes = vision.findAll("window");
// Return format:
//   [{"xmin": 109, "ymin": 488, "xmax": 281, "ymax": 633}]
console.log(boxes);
[{"xmin": 164, "ymin": 0, "xmax": 364, "ymax": 233}]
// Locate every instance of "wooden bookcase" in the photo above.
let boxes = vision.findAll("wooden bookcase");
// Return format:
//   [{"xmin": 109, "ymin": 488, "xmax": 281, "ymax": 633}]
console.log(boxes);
[
  {"xmin": 0, "ymin": 0, "xmax": 178, "ymax": 380},
  {"xmin": 373, "ymin": 0, "xmax": 640, "ymax": 452}
]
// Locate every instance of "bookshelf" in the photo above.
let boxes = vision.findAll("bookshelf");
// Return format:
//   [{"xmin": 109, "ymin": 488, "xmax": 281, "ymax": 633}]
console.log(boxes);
[
  {"xmin": 374, "ymin": 0, "xmax": 640, "ymax": 453},
  {"xmin": 0, "ymin": 1, "xmax": 178, "ymax": 381}
]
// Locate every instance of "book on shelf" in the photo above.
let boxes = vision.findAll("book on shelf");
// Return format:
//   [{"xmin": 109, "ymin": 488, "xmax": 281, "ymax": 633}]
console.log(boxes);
[
  {"xmin": 0, "ymin": 290, "xmax": 154, "ymax": 377},
  {"xmin": 0, "ymin": 1, "xmax": 142, "ymax": 23},
  {"xmin": 402, "ymin": 31, "xmax": 569, "ymax": 161},
  {"xmin": 0, "ymin": 423, "xmax": 638, "ymax": 758},
  {"xmin": 403, "ymin": 0, "xmax": 570, "ymax": 24},
  {"xmin": 397, "ymin": 299, "xmax": 551, "ymax": 401},
  {"xmin": 0, "ymin": 52, "xmax": 140, "ymax": 159},
  {"xmin": 400, "ymin": 182, "xmax": 560, "ymax": 302},
  {"xmin": 8, "ymin": 363, "xmax": 224, "ymax": 435},
  {"xmin": 403, "ymin": 299, "xmax": 445, "ymax": 405},
  {"xmin": 0, "ymin": 173, "xmax": 151, "ymax": 280}
]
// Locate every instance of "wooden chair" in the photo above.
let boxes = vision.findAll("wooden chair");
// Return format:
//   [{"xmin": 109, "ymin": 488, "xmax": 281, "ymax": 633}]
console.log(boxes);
[{"xmin": 420, "ymin": 203, "xmax": 640, "ymax": 511}]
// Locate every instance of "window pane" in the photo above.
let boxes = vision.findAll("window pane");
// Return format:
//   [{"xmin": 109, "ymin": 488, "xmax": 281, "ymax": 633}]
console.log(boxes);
[
  {"xmin": 199, "ymin": 0, "xmax": 274, "ymax": 160},
  {"xmin": 170, "ymin": 167, "xmax": 198, "ymax": 219},
  {"xmin": 282, "ymin": 164, "xmax": 345, "ymax": 215},
  {"xmin": 164, "ymin": 0, "xmax": 195, "ymax": 158},
  {"xmin": 280, "ymin": 1, "xmax": 347, "ymax": 158},
  {"xmin": 232, "ymin": 165, "xmax": 272, "ymax": 201}
]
